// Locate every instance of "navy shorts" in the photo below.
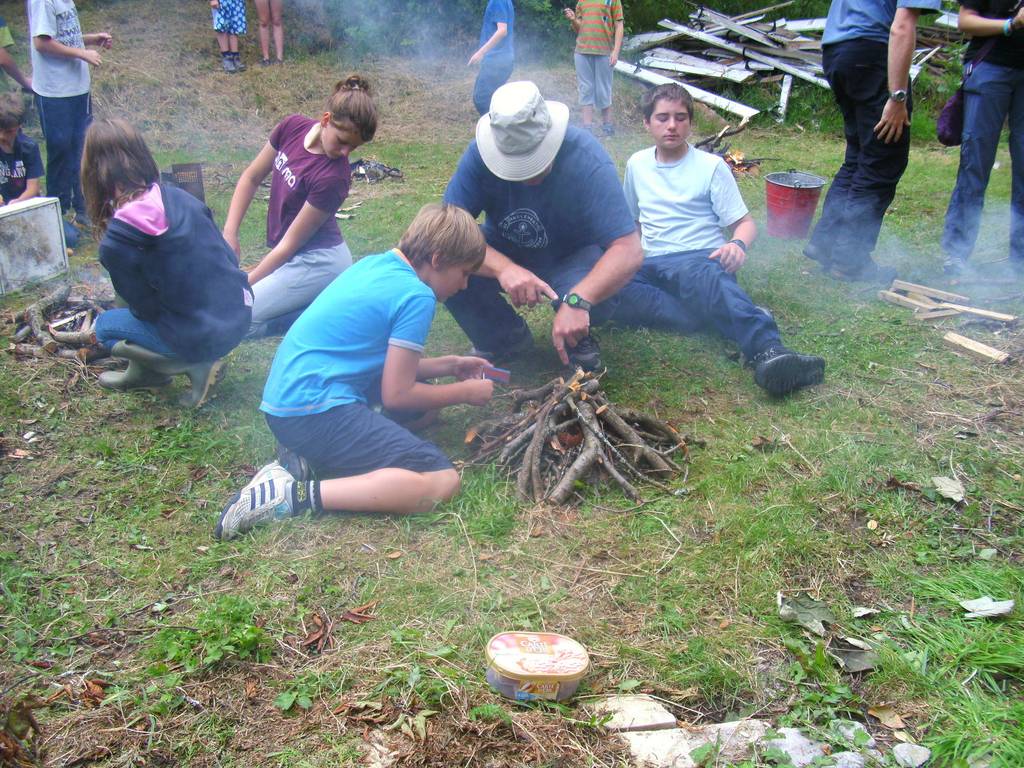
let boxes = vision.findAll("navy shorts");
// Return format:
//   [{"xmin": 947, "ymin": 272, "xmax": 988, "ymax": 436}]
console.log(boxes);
[{"xmin": 265, "ymin": 403, "xmax": 453, "ymax": 479}]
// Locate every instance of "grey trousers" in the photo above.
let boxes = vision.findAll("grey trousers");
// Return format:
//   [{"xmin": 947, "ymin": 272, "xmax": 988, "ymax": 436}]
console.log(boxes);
[{"xmin": 248, "ymin": 240, "xmax": 353, "ymax": 338}]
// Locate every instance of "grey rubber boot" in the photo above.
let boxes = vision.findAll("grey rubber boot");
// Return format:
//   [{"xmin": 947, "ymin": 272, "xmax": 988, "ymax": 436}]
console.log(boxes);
[
  {"xmin": 107, "ymin": 341, "xmax": 225, "ymax": 407},
  {"xmin": 98, "ymin": 342, "xmax": 172, "ymax": 392}
]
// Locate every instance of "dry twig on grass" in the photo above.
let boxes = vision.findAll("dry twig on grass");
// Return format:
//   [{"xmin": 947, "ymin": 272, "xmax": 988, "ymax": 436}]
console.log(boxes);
[{"xmin": 468, "ymin": 371, "xmax": 694, "ymax": 505}]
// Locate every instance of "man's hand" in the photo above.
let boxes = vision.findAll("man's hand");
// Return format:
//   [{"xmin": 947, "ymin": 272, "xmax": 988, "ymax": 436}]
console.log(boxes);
[
  {"xmin": 461, "ymin": 378, "xmax": 494, "ymax": 406},
  {"xmin": 498, "ymin": 262, "xmax": 558, "ymax": 306},
  {"xmin": 874, "ymin": 99, "xmax": 909, "ymax": 144},
  {"xmin": 709, "ymin": 242, "xmax": 746, "ymax": 273},
  {"xmin": 551, "ymin": 304, "xmax": 590, "ymax": 366},
  {"xmin": 452, "ymin": 356, "xmax": 490, "ymax": 381},
  {"xmin": 468, "ymin": 50, "xmax": 483, "ymax": 66}
]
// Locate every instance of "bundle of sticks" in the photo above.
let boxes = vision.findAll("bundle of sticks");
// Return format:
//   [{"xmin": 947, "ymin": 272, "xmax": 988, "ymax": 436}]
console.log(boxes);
[
  {"xmin": 468, "ymin": 371, "xmax": 694, "ymax": 505},
  {"xmin": 9, "ymin": 284, "xmax": 112, "ymax": 364}
]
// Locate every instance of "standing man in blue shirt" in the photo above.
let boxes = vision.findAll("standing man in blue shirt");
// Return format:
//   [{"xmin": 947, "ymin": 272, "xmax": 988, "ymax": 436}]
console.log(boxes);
[
  {"xmin": 469, "ymin": 0, "xmax": 515, "ymax": 115},
  {"xmin": 804, "ymin": 0, "xmax": 941, "ymax": 283}
]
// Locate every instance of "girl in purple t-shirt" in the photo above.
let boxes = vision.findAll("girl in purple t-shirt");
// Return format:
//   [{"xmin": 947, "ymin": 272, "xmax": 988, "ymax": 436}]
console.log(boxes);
[{"xmin": 223, "ymin": 74, "xmax": 378, "ymax": 338}]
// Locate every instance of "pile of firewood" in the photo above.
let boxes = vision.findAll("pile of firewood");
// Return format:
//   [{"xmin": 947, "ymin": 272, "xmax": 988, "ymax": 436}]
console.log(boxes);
[
  {"xmin": 9, "ymin": 284, "xmax": 113, "ymax": 365},
  {"xmin": 468, "ymin": 371, "xmax": 695, "ymax": 505}
]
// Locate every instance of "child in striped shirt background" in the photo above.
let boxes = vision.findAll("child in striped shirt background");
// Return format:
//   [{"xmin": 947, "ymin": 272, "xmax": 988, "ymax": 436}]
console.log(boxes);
[{"xmin": 563, "ymin": 0, "xmax": 624, "ymax": 136}]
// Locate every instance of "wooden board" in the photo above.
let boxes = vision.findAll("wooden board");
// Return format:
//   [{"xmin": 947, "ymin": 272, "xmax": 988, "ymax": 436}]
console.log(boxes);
[
  {"xmin": 889, "ymin": 279, "xmax": 970, "ymax": 303},
  {"xmin": 641, "ymin": 49, "xmax": 755, "ymax": 83},
  {"xmin": 614, "ymin": 60, "xmax": 761, "ymax": 120},
  {"xmin": 915, "ymin": 309, "xmax": 962, "ymax": 322},
  {"xmin": 878, "ymin": 290, "xmax": 942, "ymax": 312},
  {"xmin": 936, "ymin": 302, "xmax": 1018, "ymax": 323},
  {"xmin": 943, "ymin": 332, "xmax": 1010, "ymax": 363},
  {"xmin": 658, "ymin": 18, "xmax": 831, "ymax": 88}
]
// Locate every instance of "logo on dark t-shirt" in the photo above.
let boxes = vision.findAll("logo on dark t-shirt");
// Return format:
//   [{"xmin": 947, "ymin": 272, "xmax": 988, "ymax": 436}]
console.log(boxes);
[{"xmin": 498, "ymin": 208, "xmax": 548, "ymax": 249}]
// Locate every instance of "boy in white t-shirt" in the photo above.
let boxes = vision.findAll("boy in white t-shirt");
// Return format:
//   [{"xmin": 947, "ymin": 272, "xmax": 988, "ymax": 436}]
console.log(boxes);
[
  {"xmin": 622, "ymin": 83, "xmax": 824, "ymax": 396},
  {"xmin": 27, "ymin": 0, "xmax": 111, "ymax": 232}
]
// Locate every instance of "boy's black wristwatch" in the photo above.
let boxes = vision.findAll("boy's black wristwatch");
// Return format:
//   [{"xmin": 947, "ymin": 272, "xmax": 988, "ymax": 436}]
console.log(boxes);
[{"xmin": 560, "ymin": 292, "xmax": 592, "ymax": 312}]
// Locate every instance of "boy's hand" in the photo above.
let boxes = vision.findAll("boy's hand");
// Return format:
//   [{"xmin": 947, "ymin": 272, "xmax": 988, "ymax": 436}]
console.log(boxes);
[
  {"xmin": 210, "ymin": 0, "xmax": 220, "ymax": 8},
  {"xmin": 462, "ymin": 378, "xmax": 494, "ymax": 406},
  {"xmin": 80, "ymin": 49, "xmax": 102, "ymax": 67},
  {"xmin": 563, "ymin": 8, "xmax": 576, "ymax": 21},
  {"xmin": 452, "ymin": 356, "xmax": 490, "ymax": 381},
  {"xmin": 468, "ymin": 50, "xmax": 484, "ymax": 66},
  {"xmin": 709, "ymin": 242, "xmax": 746, "ymax": 273},
  {"xmin": 95, "ymin": 33, "xmax": 113, "ymax": 49}
]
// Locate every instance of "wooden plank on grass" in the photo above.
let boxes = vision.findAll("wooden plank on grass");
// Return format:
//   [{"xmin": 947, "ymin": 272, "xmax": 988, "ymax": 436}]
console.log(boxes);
[
  {"xmin": 878, "ymin": 290, "xmax": 941, "ymax": 312},
  {"xmin": 658, "ymin": 18, "xmax": 831, "ymax": 88},
  {"xmin": 943, "ymin": 332, "xmax": 1010, "ymax": 363},
  {"xmin": 614, "ymin": 61, "xmax": 761, "ymax": 120},
  {"xmin": 915, "ymin": 309, "xmax": 962, "ymax": 322},
  {"xmin": 890, "ymin": 279, "xmax": 970, "ymax": 303},
  {"xmin": 936, "ymin": 302, "xmax": 1018, "ymax": 323},
  {"xmin": 776, "ymin": 74, "xmax": 793, "ymax": 122}
]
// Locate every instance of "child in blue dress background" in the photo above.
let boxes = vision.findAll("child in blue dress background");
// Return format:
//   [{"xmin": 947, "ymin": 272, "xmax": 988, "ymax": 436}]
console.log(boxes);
[{"xmin": 211, "ymin": 0, "xmax": 247, "ymax": 73}]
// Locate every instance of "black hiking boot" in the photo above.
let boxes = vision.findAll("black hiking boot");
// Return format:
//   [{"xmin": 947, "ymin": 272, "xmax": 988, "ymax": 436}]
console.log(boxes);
[
  {"xmin": 752, "ymin": 345, "xmax": 825, "ymax": 397},
  {"xmin": 469, "ymin": 325, "xmax": 535, "ymax": 364},
  {"xmin": 568, "ymin": 334, "xmax": 602, "ymax": 373},
  {"xmin": 826, "ymin": 259, "xmax": 897, "ymax": 285},
  {"xmin": 276, "ymin": 442, "xmax": 312, "ymax": 482}
]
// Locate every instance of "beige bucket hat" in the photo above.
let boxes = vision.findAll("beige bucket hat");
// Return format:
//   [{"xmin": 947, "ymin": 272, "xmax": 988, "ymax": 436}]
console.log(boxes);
[{"xmin": 475, "ymin": 81, "xmax": 570, "ymax": 182}]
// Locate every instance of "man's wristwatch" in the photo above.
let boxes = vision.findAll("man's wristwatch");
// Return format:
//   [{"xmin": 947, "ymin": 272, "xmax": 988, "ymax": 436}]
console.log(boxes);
[
  {"xmin": 889, "ymin": 89, "xmax": 908, "ymax": 104},
  {"xmin": 560, "ymin": 292, "xmax": 592, "ymax": 312}
]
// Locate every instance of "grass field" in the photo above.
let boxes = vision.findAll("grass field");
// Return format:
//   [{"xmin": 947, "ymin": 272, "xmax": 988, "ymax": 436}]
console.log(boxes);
[{"xmin": 1, "ymin": 2, "xmax": 1022, "ymax": 766}]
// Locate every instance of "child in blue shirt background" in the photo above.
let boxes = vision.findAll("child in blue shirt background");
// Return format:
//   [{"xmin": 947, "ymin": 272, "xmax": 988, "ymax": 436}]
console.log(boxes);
[{"xmin": 217, "ymin": 203, "xmax": 495, "ymax": 540}]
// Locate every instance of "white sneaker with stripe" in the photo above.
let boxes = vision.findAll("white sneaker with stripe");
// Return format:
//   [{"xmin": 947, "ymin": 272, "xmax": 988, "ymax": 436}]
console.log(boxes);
[{"xmin": 215, "ymin": 461, "xmax": 295, "ymax": 540}]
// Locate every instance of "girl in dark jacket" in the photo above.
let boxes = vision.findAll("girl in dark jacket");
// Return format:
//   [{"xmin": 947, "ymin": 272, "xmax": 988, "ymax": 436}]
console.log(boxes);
[{"xmin": 83, "ymin": 119, "xmax": 252, "ymax": 406}]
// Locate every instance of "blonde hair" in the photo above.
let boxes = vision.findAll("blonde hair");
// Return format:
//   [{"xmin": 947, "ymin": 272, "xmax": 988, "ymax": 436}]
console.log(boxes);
[
  {"xmin": 80, "ymin": 119, "xmax": 160, "ymax": 233},
  {"xmin": 0, "ymin": 93, "xmax": 25, "ymax": 130},
  {"xmin": 399, "ymin": 203, "xmax": 485, "ymax": 270},
  {"xmin": 328, "ymin": 74, "xmax": 377, "ymax": 142}
]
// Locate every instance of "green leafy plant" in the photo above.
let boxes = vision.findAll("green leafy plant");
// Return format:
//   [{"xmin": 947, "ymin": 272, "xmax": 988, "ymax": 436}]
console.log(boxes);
[{"xmin": 147, "ymin": 596, "xmax": 270, "ymax": 673}]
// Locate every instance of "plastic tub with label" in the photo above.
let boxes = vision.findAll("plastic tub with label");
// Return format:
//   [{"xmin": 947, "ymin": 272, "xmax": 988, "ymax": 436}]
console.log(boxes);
[{"xmin": 485, "ymin": 631, "xmax": 590, "ymax": 702}]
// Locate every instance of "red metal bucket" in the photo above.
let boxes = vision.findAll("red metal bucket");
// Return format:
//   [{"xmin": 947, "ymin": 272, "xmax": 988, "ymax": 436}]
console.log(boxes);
[{"xmin": 764, "ymin": 171, "xmax": 826, "ymax": 239}]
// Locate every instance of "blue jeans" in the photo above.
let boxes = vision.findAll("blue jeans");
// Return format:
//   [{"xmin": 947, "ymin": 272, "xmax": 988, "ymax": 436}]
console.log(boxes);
[
  {"xmin": 473, "ymin": 52, "xmax": 514, "ymax": 115},
  {"xmin": 444, "ymin": 245, "xmax": 781, "ymax": 359},
  {"xmin": 941, "ymin": 61, "xmax": 1024, "ymax": 264},
  {"xmin": 808, "ymin": 40, "xmax": 912, "ymax": 270},
  {"xmin": 94, "ymin": 308, "xmax": 175, "ymax": 356},
  {"xmin": 35, "ymin": 92, "xmax": 91, "ymax": 216}
]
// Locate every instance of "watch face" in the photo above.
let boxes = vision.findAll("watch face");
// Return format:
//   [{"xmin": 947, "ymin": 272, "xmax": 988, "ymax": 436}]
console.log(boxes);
[{"xmin": 568, "ymin": 295, "xmax": 580, "ymax": 306}]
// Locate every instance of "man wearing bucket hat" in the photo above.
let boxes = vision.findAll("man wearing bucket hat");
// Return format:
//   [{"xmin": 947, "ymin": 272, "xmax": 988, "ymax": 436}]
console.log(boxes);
[
  {"xmin": 623, "ymin": 83, "xmax": 826, "ymax": 396},
  {"xmin": 443, "ymin": 80, "xmax": 644, "ymax": 371},
  {"xmin": 804, "ymin": 0, "xmax": 941, "ymax": 283}
]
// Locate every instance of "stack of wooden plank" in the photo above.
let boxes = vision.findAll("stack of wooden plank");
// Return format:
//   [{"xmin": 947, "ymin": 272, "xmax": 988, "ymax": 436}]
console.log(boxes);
[
  {"xmin": 618, "ymin": 2, "xmax": 962, "ymax": 123},
  {"xmin": 879, "ymin": 280, "xmax": 1016, "ymax": 364}
]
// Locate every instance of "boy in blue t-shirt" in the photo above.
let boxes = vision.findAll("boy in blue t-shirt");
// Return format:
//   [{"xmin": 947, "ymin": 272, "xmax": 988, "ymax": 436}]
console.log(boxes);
[
  {"xmin": 216, "ymin": 203, "xmax": 495, "ymax": 540},
  {"xmin": 0, "ymin": 93, "xmax": 42, "ymax": 206},
  {"xmin": 469, "ymin": 0, "xmax": 515, "ymax": 115}
]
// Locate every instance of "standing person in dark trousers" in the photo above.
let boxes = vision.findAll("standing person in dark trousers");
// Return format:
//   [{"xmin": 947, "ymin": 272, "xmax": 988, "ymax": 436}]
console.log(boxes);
[
  {"xmin": 469, "ymin": 0, "xmax": 514, "ymax": 115},
  {"xmin": 804, "ymin": 0, "xmax": 940, "ymax": 283},
  {"xmin": 941, "ymin": 1, "xmax": 1024, "ymax": 276},
  {"xmin": 26, "ymin": 0, "xmax": 111, "ymax": 236}
]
